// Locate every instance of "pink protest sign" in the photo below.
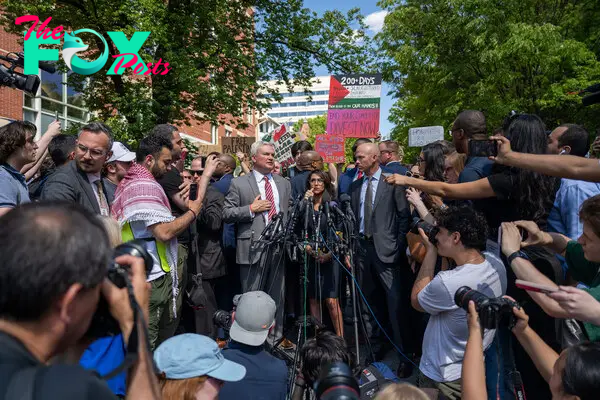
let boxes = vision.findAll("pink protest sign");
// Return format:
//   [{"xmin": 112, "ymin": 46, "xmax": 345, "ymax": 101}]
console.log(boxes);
[{"xmin": 315, "ymin": 135, "xmax": 345, "ymax": 163}]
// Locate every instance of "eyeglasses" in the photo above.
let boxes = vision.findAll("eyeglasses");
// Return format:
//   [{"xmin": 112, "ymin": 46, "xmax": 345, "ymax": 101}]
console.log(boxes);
[
  {"xmin": 189, "ymin": 169, "xmax": 203, "ymax": 176},
  {"xmin": 310, "ymin": 178, "xmax": 325, "ymax": 184},
  {"xmin": 77, "ymin": 143, "xmax": 107, "ymax": 159},
  {"xmin": 405, "ymin": 171, "xmax": 422, "ymax": 179}
]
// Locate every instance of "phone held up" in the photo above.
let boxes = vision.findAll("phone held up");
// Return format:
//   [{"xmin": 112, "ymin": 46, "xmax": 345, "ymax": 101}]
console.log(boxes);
[
  {"xmin": 189, "ymin": 183, "xmax": 198, "ymax": 201},
  {"xmin": 468, "ymin": 139, "xmax": 498, "ymax": 158},
  {"xmin": 515, "ymin": 279, "xmax": 558, "ymax": 294}
]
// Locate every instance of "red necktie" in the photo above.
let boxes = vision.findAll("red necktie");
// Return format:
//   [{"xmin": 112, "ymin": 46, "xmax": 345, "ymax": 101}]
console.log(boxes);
[
  {"xmin": 264, "ymin": 176, "xmax": 276, "ymax": 221},
  {"xmin": 357, "ymin": 171, "xmax": 363, "ymax": 180}
]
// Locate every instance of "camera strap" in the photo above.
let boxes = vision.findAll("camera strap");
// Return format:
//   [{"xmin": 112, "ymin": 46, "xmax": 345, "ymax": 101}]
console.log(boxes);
[{"xmin": 100, "ymin": 275, "xmax": 154, "ymax": 381}]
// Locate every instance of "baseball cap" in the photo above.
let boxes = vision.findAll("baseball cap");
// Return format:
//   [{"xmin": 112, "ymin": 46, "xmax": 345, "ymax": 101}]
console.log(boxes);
[
  {"xmin": 154, "ymin": 334, "xmax": 246, "ymax": 381},
  {"xmin": 229, "ymin": 291, "xmax": 276, "ymax": 346},
  {"xmin": 107, "ymin": 142, "xmax": 136, "ymax": 163}
]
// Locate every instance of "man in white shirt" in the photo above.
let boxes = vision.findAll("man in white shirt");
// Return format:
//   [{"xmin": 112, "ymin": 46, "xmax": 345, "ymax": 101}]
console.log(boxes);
[{"xmin": 411, "ymin": 205, "xmax": 507, "ymax": 399}]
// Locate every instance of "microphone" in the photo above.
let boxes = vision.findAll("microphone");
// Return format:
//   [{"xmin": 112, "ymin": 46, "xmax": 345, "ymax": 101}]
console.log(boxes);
[{"xmin": 303, "ymin": 196, "xmax": 312, "ymax": 240}]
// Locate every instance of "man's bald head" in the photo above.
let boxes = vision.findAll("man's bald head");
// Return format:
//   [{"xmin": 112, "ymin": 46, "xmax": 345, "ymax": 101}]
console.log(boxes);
[
  {"xmin": 219, "ymin": 154, "xmax": 236, "ymax": 171},
  {"xmin": 452, "ymin": 110, "xmax": 487, "ymax": 154},
  {"xmin": 355, "ymin": 143, "xmax": 380, "ymax": 175},
  {"xmin": 298, "ymin": 150, "xmax": 324, "ymax": 171}
]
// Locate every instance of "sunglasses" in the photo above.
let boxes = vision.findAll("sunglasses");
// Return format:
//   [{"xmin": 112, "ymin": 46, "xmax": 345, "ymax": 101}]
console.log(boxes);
[
  {"xmin": 405, "ymin": 171, "xmax": 422, "ymax": 179},
  {"xmin": 189, "ymin": 169, "xmax": 203, "ymax": 176}
]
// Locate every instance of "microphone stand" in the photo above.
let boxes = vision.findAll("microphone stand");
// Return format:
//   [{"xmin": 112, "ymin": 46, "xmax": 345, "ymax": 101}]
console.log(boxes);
[{"xmin": 313, "ymin": 203, "xmax": 323, "ymax": 324}]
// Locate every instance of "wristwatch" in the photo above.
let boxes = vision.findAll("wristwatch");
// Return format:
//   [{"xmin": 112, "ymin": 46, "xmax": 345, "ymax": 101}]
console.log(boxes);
[{"xmin": 507, "ymin": 250, "xmax": 529, "ymax": 264}]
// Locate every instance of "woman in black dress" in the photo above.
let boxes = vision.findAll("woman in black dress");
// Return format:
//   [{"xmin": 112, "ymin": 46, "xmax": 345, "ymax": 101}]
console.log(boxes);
[{"xmin": 298, "ymin": 170, "xmax": 343, "ymax": 336}]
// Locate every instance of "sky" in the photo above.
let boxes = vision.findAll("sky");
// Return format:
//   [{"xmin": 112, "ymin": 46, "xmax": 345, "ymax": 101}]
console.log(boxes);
[{"xmin": 303, "ymin": 0, "xmax": 394, "ymax": 139}]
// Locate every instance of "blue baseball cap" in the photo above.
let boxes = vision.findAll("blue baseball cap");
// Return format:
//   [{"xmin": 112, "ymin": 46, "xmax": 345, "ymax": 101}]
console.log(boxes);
[{"xmin": 154, "ymin": 334, "xmax": 246, "ymax": 381}]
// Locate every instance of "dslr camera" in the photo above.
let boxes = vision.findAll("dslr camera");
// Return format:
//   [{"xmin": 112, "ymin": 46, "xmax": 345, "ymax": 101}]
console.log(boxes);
[
  {"xmin": 213, "ymin": 294, "xmax": 242, "ymax": 331},
  {"xmin": 315, "ymin": 362, "xmax": 360, "ymax": 400},
  {"xmin": 454, "ymin": 286, "xmax": 519, "ymax": 330},
  {"xmin": 410, "ymin": 217, "xmax": 439, "ymax": 243},
  {"xmin": 86, "ymin": 240, "xmax": 153, "ymax": 337}
]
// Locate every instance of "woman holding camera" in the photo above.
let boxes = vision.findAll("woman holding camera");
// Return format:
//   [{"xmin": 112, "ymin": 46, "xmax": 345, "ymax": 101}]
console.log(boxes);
[
  {"xmin": 463, "ymin": 299, "xmax": 600, "ymax": 400},
  {"xmin": 297, "ymin": 170, "xmax": 344, "ymax": 337}
]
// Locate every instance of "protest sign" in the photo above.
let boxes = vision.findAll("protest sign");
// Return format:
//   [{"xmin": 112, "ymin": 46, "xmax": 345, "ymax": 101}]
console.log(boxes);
[
  {"xmin": 326, "ymin": 73, "xmax": 381, "ymax": 138},
  {"xmin": 222, "ymin": 137, "xmax": 255, "ymax": 155},
  {"xmin": 408, "ymin": 126, "xmax": 445, "ymax": 147},
  {"xmin": 266, "ymin": 124, "xmax": 295, "ymax": 168},
  {"xmin": 194, "ymin": 143, "xmax": 221, "ymax": 156},
  {"xmin": 315, "ymin": 135, "xmax": 345, "ymax": 163}
]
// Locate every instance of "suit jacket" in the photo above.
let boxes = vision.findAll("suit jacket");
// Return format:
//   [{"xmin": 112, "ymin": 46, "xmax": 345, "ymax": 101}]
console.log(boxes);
[
  {"xmin": 350, "ymin": 173, "xmax": 411, "ymax": 264},
  {"xmin": 223, "ymin": 172, "xmax": 291, "ymax": 265},
  {"xmin": 41, "ymin": 160, "xmax": 113, "ymax": 214},
  {"xmin": 195, "ymin": 186, "xmax": 227, "ymax": 279},
  {"xmin": 383, "ymin": 161, "xmax": 408, "ymax": 176},
  {"xmin": 338, "ymin": 167, "xmax": 357, "ymax": 198},
  {"xmin": 212, "ymin": 173, "xmax": 234, "ymax": 196},
  {"xmin": 212, "ymin": 173, "xmax": 235, "ymax": 249}
]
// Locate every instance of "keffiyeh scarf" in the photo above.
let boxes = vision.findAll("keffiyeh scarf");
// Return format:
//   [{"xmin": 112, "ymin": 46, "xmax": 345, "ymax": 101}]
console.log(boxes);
[{"xmin": 111, "ymin": 163, "xmax": 179, "ymax": 317}]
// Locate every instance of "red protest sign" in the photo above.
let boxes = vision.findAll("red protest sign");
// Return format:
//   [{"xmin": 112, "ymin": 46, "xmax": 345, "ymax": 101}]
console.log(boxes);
[{"xmin": 315, "ymin": 135, "xmax": 345, "ymax": 163}]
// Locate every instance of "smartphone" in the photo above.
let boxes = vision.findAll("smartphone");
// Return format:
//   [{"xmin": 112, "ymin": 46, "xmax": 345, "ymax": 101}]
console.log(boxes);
[
  {"xmin": 515, "ymin": 279, "xmax": 558, "ymax": 294},
  {"xmin": 55, "ymin": 110, "xmax": 59, "ymax": 121},
  {"xmin": 468, "ymin": 140, "xmax": 498, "ymax": 157},
  {"xmin": 189, "ymin": 183, "xmax": 198, "ymax": 201}
]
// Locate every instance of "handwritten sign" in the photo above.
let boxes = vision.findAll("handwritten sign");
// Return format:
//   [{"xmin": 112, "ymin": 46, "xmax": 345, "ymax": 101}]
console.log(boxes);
[
  {"xmin": 194, "ymin": 144, "xmax": 221, "ymax": 156},
  {"xmin": 315, "ymin": 135, "xmax": 345, "ymax": 163},
  {"xmin": 326, "ymin": 73, "xmax": 381, "ymax": 138},
  {"xmin": 408, "ymin": 126, "xmax": 445, "ymax": 147},
  {"xmin": 222, "ymin": 137, "xmax": 255, "ymax": 155}
]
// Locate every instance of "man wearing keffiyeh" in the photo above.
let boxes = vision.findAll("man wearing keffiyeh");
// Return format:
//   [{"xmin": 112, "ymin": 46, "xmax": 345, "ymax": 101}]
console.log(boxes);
[{"xmin": 112, "ymin": 134, "xmax": 215, "ymax": 349}]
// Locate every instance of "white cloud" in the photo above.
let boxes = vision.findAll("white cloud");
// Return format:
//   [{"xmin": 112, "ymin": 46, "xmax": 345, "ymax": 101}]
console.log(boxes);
[{"xmin": 364, "ymin": 10, "xmax": 388, "ymax": 34}]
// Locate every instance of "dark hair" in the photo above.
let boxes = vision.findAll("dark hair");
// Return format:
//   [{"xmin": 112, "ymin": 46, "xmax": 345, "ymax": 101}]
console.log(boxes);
[
  {"xmin": 435, "ymin": 205, "xmax": 489, "ymax": 250},
  {"xmin": 434, "ymin": 140, "xmax": 455, "ymax": 155},
  {"xmin": 503, "ymin": 114, "xmax": 559, "ymax": 222},
  {"xmin": 579, "ymin": 194, "xmax": 600, "ymax": 238},
  {"xmin": 301, "ymin": 331, "xmax": 353, "ymax": 387},
  {"xmin": 0, "ymin": 121, "xmax": 37, "ymax": 163},
  {"xmin": 455, "ymin": 110, "xmax": 486, "ymax": 137},
  {"xmin": 351, "ymin": 138, "xmax": 372, "ymax": 154},
  {"xmin": 0, "ymin": 202, "xmax": 111, "ymax": 321},
  {"xmin": 421, "ymin": 142, "xmax": 446, "ymax": 182},
  {"xmin": 48, "ymin": 134, "xmax": 77, "ymax": 166},
  {"xmin": 291, "ymin": 140, "xmax": 313, "ymax": 158},
  {"xmin": 306, "ymin": 170, "xmax": 334, "ymax": 200},
  {"xmin": 136, "ymin": 134, "xmax": 173, "ymax": 163},
  {"xmin": 149, "ymin": 124, "xmax": 177, "ymax": 142},
  {"xmin": 78, "ymin": 121, "xmax": 113, "ymax": 150},
  {"xmin": 557, "ymin": 124, "xmax": 590, "ymax": 157},
  {"xmin": 562, "ymin": 342, "xmax": 600, "ymax": 400}
]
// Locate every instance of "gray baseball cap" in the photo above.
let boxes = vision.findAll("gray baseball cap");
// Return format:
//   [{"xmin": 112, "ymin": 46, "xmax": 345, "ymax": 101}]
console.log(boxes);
[{"xmin": 229, "ymin": 291, "xmax": 276, "ymax": 346}]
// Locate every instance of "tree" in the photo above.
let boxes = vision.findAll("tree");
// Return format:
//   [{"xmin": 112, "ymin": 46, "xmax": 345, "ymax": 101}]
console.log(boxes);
[
  {"xmin": 1, "ymin": 0, "xmax": 375, "ymax": 143},
  {"xmin": 378, "ymin": 0, "xmax": 600, "ymax": 148}
]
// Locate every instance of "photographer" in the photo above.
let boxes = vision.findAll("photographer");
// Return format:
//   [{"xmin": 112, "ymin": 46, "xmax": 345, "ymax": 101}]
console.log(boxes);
[
  {"xmin": 411, "ymin": 205, "xmax": 506, "ymax": 399},
  {"xmin": 0, "ymin": 202, "xmax": 158, "ymax": 399}
]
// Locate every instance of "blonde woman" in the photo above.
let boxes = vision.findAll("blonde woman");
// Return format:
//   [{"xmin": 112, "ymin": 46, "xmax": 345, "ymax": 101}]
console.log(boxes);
[{"xmin": 375, "ymin": 383, "xmax": 430, "ymax": 400}]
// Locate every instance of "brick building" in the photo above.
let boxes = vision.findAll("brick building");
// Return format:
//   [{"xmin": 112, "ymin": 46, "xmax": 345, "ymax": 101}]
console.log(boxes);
[{"xmin": 0, "ymin": 26, "xmax": 257, "ymax": 145}]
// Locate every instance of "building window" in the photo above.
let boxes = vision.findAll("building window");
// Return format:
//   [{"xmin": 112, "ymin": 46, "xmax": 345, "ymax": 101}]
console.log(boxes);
[
  {"xmin": 211, "ymin": 125, "xmax": 218, "ymax": 144},
  {"xmin": 23, "ymin": 70, "xmax": 89, "ymax": 137},
  {"xmin": 225, "ymin": 127, "xmax": 232, "ymax": 137}
]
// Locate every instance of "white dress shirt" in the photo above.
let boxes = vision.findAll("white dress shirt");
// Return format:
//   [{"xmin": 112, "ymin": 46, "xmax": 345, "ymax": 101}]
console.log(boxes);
[
  {"xmin": 252, "ymin": 170, "xmax": 280, "ymax": 223},
  {"xmin": 359, "ymin": 167, "xmax": 381, "ymax": 234}
]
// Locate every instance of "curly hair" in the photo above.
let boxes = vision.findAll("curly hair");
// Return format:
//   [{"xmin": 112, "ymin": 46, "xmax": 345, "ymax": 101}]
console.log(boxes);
[
  {"xmin": 0, "ymin": 121, "xmax": 37, "ymax": 164},
  {"xmin": 503, "ymin": 114, "xmax": 560, "ymax": 222},
  {"xmin": 435, "ymin": 205, "xmax": 489, "ymax": 251}
]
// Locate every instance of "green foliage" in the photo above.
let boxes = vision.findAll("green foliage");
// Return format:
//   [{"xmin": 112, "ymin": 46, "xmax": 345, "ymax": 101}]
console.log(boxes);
[
  {"xmin": 378, "ymin": 0, "xmax": 600, "ymax": 148},
  {"xmin": 1, "ymin": 0, "xmax": 375, "ymax": 144}
]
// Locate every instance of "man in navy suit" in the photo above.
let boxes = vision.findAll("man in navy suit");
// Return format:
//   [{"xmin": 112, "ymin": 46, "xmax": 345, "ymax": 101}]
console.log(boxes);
[
  {"xmin": 338, "ymin": 138, "xmax": 373, "ymax": 197},
  {"xmin": 379, "ymin": 140, "xmax": 407, "ymax": 176}
]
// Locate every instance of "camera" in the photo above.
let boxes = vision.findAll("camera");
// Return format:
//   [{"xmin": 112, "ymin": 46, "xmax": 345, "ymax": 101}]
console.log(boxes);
[
  {"xmin": 315, "ymin": 362, "xmax": 360, "ymax": 400},
  {"xmin": 454, "ymin": 286, "xmax": 519, "ymax": 330},
  {"xmin": 410, "ymin": 217, "xmax": 439, "ymax": 243},
  {"xmin": 0, "ymin": 52, "xmax": 56, "ymax": 96},
  {"xmin": 213, "ymin": 310, "xmax": 233, "ymax": 331},
  {"xmin": 86, "ymin": 240, "xmax": 153, "ymax": 337}
]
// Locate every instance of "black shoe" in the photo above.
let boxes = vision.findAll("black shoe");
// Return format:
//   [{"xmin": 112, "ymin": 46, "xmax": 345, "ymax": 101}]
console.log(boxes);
[{"xmin": 396, "ymin": 358, "xmax": 415, "ymax": 379}]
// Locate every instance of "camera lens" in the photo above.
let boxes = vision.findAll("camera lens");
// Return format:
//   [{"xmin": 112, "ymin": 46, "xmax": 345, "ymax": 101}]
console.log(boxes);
[
  {"xmin": 454, "ymin": 286, "xmax": 490, "ymax": 311},
  {"xmin": 315, "ymin": 362, "xmax": 359, "ymax": 400}
]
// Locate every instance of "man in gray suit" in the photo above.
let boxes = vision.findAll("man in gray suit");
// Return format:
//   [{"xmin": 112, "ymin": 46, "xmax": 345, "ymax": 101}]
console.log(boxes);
[
  {"xmin": 223, "ymin": 141, "xmax": 291, "ymax": 342},
  {"xmin": 42, "ymin": 122, "xmax": 114, "ymax": 215},
  {"xmin": 350, "ymin": 142, "xmax": 411, "ymax": 359}
]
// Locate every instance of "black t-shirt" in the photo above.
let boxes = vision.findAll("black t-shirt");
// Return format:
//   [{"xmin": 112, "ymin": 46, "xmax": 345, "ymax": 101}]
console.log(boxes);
[
  {"xmin": 0, "ymin": 332, "xmax": 115, "ymax": 399},
  {"xmin": 157, "ymin": 168, "xmax": 190, "ymax": 244}
]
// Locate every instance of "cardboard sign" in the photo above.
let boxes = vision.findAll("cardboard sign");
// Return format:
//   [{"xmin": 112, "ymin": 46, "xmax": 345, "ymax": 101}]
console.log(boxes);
[
  {"xmin": 315, "ymin": 135, "xmax": 345, "ymax": 163},
  {"xmin": 408, "ymin": 126, "xmax": 445, "ymax": 147},
  {"xmin": 326, "ymin": 73, "xmax": 382, "ymax": 138},
  {"xmin": 222, "ymin": 137, "xmax": 255, "ymax": 155},
  {"xmin": 194, "ymin": 144, "xmax": 222, "ymax": 156},
  {"xmin": 270, "ymin": 125, "xmax": 295, "ymax": 168}
]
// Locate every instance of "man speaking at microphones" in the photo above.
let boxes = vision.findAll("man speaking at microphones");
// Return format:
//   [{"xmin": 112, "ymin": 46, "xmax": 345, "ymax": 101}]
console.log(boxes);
[{"xmin": 223, "ymin": 141, "xmax": 291, "ymax": 345}]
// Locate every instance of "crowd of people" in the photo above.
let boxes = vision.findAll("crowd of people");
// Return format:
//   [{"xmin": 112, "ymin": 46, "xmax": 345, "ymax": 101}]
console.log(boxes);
[{"xmin": 1, "ymin": 108, "xmax": 600, "ymax": 400}]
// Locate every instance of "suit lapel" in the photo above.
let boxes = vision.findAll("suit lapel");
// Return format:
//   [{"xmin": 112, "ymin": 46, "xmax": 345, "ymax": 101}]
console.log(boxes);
[
  {"xmin": 74, "ymin": 162, "xmax": 100, "ymax": 214},
  {"xmin": 248, "ymin": 172, "xmax": 260, "ymax": 199},
  {"xmin": 373, "ymin": 175, "xmax": 387, "ymax": 210}
]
